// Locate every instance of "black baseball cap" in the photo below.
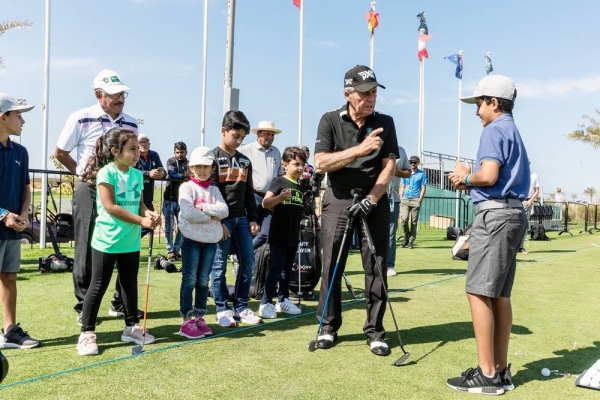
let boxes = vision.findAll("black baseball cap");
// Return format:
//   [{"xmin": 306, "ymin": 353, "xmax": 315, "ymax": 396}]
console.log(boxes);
[{"xmin": 344, "ymin": 65, "xmax": 386, "ymax": 92}]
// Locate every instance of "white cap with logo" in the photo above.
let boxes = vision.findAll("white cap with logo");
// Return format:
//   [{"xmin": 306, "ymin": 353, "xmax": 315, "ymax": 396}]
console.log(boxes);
[
  {"xmin": 460, "ymin": 75, "xmax": 517, "ymax": 104},
  {"xmin": 0, "ymin": 93, "xmax": 34, "ymax": 115},
  {"xmin": 189, "ymin": 146, "xmax": 216, "ymax": 166},
  {"xmin": 92, "ymin": 69, "xmax": 132, "ymax": 95}
]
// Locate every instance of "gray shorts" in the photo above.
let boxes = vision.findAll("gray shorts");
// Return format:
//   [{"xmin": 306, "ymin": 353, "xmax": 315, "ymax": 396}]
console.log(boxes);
[
  {"xmin": 466, "ymin": 208, "xmax": 527, "ymax": 298},
  {"xmin": 0, "ymin": 240, "xmax": 21, "ymax": 273}
]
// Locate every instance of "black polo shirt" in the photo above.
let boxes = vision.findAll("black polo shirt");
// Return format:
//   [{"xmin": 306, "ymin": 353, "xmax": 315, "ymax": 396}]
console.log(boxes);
[
  {"xmin": 0, "ymin": 139, "xmax": 30, "ymax": 240},
  {"xmin": 314, "ymin": 104, "xmax": 399, "ymax": 191}
]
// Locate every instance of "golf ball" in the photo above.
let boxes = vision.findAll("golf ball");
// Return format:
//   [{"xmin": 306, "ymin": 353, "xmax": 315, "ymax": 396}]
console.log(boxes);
[{"xmin": 541, "ymin": 368, "xmax": 551, "ymax": 377}]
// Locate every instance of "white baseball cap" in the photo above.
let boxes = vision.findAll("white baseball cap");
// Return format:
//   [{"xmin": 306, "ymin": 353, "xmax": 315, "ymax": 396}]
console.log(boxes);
[
  {"xmin": 92, "ymin": 69, "xmax": 131, "ymax": 95},
  {"xmin": 0, "ymin": 93, "xmax": 34, "ymax": 115},
  {"xmin": 189, "ymin": 146, "xmax": 216, "ymax": 166},
  {"xmin": 460, "ymin": 75, "xmax": 517, "ymax": 104},
  {"xmin": 138, "ymin": 133, "xmax": 149, "ymax": 141}
]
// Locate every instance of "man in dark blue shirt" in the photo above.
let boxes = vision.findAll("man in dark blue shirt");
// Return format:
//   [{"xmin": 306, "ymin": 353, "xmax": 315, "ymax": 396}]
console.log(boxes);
[
  {"xmin": 0, "ymin": 93, "xmax": 40, "ymax": 349},
  {"xmin": 163, "ymin": 141, "xmax": 188, "ymax": 260},
  {"xmin": 135, "ymin": 134, "xmax": 165, "ymax": 237}
]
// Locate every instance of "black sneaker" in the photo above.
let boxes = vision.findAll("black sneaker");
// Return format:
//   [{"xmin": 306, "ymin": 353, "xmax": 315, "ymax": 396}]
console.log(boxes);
[
  {"xmin": 407, "ymin": 242, "xmax": 414, "ymax": 249},
  {"xmin": 400, "ymin": 239, "xmax": 409, "ymax": 248},
  {"xmin": 108, "ymin": 303, "xmax": 144, "ymax": 319},
  {"xmin": 0, "ymin": 324, "xmax": 40, "ymax": 349},
  {"xmin": 367, "ymin": 337, "xmax": 390, "ymax": 356},
  {"xmin": 316, "ymin": 331, "xmax": 337, "ymax": 349},
  {"xmin": 446, "ymin": 366, "xmax": 504, "ymax": 395},
  {"xmin": 499, "ymin": 363, "xmax": 514, "ymax": 391}
]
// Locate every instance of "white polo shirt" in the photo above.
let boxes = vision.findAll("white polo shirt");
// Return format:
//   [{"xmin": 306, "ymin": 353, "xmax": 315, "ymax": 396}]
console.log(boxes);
[
  {"xmin": 56, "ymin": 103, "xmax": 138, "ymax": 175},
  {"xmin": 239, "ymin": 141, "xmax": 283, "ymax": 193}
]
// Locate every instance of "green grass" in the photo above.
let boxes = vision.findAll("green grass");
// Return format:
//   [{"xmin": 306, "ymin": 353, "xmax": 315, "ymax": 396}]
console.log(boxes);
[{"xmin": 1, "ymin": 229, "xmax": 600, "ymax": 399}]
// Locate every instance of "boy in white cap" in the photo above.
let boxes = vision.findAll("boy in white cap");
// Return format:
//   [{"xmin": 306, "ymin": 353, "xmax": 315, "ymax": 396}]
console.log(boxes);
[
  {"xmin": 0, "ymin": 94, "xmax": 40, "ymax": 349},
  {"xmin": 447, "ymin": 75, "xmax": 530, "ymax": 394},
  {"xmin": 54, "ymin": 69, "xmax": 141, "ymax": 323}
]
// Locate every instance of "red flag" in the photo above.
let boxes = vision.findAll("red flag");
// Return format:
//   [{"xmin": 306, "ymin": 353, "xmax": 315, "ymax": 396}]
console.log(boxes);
[
  {"xmin": 293, "ymin": 0, "xmax": 301, "ymax": 9},
  {"xmin": 417, "ymin": 32, "xmax": 432, "ymax": 61},
  {"xmin": 365, "ymin": 11, "xmax": 379, "ymax": 33}
]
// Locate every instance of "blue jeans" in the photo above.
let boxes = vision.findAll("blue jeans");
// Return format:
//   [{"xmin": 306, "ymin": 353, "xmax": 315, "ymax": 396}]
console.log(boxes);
[
  {"xmin": 211, "ymin": 216, "xmax": 255, "ymax": 312},
  {"xmin": 162, "ymin": 199, "xmax": 182, "ymax": 253},
  {"xmin": 179, "ymin": 237, "xmax": 217, "ymax": 317},
  {"xmin": 261, "ymin": 243, "xmax": 295, "ymax": 305},
  {"xmin": 387, "ymin": 201, "xmax": 400, "ymax": 269}
]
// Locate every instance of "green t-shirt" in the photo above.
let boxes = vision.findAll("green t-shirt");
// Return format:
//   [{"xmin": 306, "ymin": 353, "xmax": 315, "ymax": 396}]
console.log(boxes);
[{"xmin": 92, "ymin": 162, "xmax": 143, "ymax": 253}]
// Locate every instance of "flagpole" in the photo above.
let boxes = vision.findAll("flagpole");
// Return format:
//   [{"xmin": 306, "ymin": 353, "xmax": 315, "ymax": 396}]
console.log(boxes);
[
  {"xmin": 39, "ymin": 0, "xmax": 51, "ymax": 249},
  {"xmin": 200, "ymin": 0, "xmax": 208, "ymax": 146},
  {"xmin": 419, "ymin": 57, "xmax": 425, "ymax": 164},
  {"xmin": 369, "ymin": 1, "xmax": 376, "ymax": 69},
  {"xmin": 455, "ymin": 50, "xmax": 463, "ymax": 227},
  {"xmin": 297, "ymin": 0, "xmax": 304, "ymax": 145}
]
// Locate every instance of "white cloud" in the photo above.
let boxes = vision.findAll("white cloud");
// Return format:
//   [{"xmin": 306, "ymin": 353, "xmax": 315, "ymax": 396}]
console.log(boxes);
[
  {"xmin": 516, "ymin": 76, "xmax": 600, "ymax": 99},
  {"xmin": 52, "ymin": 57, "xmax": 97, "ymax": 69},
  {"xmin": 309, "ymin": 39, "xmax": 338, "ymax": 48}
]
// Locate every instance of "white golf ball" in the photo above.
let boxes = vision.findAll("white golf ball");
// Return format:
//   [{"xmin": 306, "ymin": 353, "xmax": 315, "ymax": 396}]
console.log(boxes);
[{"xmin": 541, "ymin": 368, "xmax": 551, "ymax": 377}]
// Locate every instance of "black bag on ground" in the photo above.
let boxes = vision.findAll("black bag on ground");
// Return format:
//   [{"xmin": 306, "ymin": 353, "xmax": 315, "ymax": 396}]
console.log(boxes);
[
  {"xmin": 451, "ymin": 224, "xmax": 472, "ymax": 261},
  {"xmin": 446, "ymin": 226, "xmax": 463, "ymax": 240},
  {"xmin": 249, "ymin": 243, "xmax": 270, "ymax": 300},
  {"xmin": 530, "ymin": 223, "xmax": 550, "ymax": 241},
  {"xmin": 289, "ymin": 214, "xmax": 322, "ymax": 300}
]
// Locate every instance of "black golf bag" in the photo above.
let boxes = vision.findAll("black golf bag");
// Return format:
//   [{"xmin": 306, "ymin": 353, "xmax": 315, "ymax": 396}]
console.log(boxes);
[
  {"xmin": 0, "ymin": 350, "xmax": 7, "ymax": 383},
  {"xmin": 451, "ymin": 224, "xmax": 472, "ymax": 261},
  {"xmin": 249, "ymin": 243, "xmax": 270, "ymax": 300},
  {"xmin": 38, "ymin": 218, "xmax": 73, "ymax": 273},
  {"xmin": 289, "ymin": 213, "xmax": 322, "ymax": 300}
]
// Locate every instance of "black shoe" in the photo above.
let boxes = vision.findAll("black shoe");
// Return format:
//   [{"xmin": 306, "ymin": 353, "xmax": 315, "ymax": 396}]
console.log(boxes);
[
  {"xmin": 407, "ymin": 242, "xmax": 414, "ymax": 249},
  {"xmin": 400, "ymin": 239, "xmax": 408, "ymax": 248},
  {"xmin": 108, "ymin": 303, "xmax": 144, "ymax": 319},
  {"xmin": 316, "ymin": 332, "xmax": 337, "ymax": 349},
  {"xmin": 367, "ymin": 338, "xmax": 390, "ymax": 356},
  {"xmin": 447, "ymin": 366, "xmax": 504, "ymax": 395},
  {"xmin": 499, "ymin": 363, "xmax": 515, "ymax": 391}
]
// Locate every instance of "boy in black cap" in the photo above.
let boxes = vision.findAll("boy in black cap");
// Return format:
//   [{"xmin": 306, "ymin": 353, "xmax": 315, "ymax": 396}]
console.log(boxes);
[
  {"xmin": 313, "ymin": 65, "xmax": 399, "ymax": 356},
  {"xmin": 446, "ymin": 75, "xmax": 529, "ymax": 395}
]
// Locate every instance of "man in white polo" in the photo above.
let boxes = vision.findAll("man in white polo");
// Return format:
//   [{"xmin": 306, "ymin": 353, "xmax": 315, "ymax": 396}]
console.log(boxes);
[
  {"xmin": 239, "ymin": 121, "xmax": 283, "ymax": 250},
  {"xmin": 54, "ymin": 69, "xmax": 140, "ymax": 325}
]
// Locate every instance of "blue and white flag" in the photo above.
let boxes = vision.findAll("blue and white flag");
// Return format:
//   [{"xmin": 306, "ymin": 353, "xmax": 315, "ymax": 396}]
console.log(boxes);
[
  {"xmin": 444, "ymin": 53, "xmax": 463, "ymax": 80},
  {"xmin": 485, "ymin": 53, "xmax": 493, "ymax": 75}
]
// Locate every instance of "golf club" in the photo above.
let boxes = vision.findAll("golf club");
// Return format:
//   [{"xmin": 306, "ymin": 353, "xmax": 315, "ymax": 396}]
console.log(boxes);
[
  {"xmin": 308, "ymin": 191, "xmax": 360, "ymax": 352},
  {"xmin": 295, "ymin": 220, "xmax": 306, "ymax": 308},
  {"xmin": 359, "ymin": 217, "xmax": 410, "ymax": 366},
  {"xmin": 0, "ymin": 350, "xmax": 8, "ymax": 383},
  {"xmin": 342, "ymin": 273, "xmax": 364, "ymax": 299},
  {"xmin": 132, "ymin": 230, "xmax": 153, "ymax": 355}
]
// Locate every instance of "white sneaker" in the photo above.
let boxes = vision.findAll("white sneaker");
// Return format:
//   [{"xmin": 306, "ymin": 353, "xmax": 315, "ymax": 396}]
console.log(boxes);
[
  {"xmin": 235, "ymin": 308, "xmax": 263, "ymax": 324},
  {"xmin": 258, "ymin": 303, "xmax": 277, "ymax": 319},
  {"xmin": 77, "ymin": 332, "xmax": 98, "ymax": 356},
  {"xmin": 275, "ymin": 298, "xmax": 301, "ymax": 315},
  {"xmin": 387, "ymin": 268, "xmax": 397, "ymax": 277},
  {"xmin": 216, "ymin": 309, "xmax": 236, "ymax": 327},
  {"xmin": 121, "ymin": 324, "xmax": 156, "ymax": 345}
]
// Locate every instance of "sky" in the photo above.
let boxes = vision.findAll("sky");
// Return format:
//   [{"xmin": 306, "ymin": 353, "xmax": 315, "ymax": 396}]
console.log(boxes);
[{"xmin": 2, "ymin": 0, "xmax": 600, "ymax": 201}]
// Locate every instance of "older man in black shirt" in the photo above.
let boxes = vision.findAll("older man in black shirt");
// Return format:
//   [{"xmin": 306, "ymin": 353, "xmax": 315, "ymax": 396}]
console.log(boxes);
[{"xmin": 314, "ymin": 65, "xmax": 399, "ymax": 356}]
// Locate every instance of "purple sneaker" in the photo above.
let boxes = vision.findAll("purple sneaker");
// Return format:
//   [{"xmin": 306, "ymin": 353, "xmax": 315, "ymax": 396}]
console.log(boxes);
[
  {"xmin": 179, "ymin": 319, "xmax": 204, "ymax": 340},
  {"xmin": 194, "ymin": 317, "xmax": 213, "ymax": 336}
]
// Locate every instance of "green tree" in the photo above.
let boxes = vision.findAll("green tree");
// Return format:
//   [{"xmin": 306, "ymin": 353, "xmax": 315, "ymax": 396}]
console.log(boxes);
[
  {"xmin": 583, "ymin": 187, "xmax": 597, "ymax": 204},
  {"xmin": 571, "ymin": 193, "xmax": 577, "ymax": 201},
  {"xmin": 0, "ymin": 19, "xmax": 33, "ymax": 68},
  {"xmin": 568, "ymin": 110, "xmax": 600, "ymax": 149}
]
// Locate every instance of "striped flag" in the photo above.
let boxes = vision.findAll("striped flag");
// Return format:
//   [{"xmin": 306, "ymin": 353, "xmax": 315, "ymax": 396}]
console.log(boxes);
[
  {"xmin": 418, "ymin": 32, "xmax": 431, "ymax": 61},
  {"xmin": 444, "ymin": 53, "xmax": 463, "ymax": 79},
  {"xmin": 293, "ymin": 0, "xmax": 301, "ymax": 9},
  {"xmin": 366, "ymin": 9, "xmax": 379, "ymax": 34}
]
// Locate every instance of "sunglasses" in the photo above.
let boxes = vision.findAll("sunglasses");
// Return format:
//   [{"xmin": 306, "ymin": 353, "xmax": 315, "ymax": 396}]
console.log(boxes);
[
  {"xmin": 102, "ymin": 91, "xmax": 128, "ymax": 99},
  {"xmin": 410, "ymin": 161, "xmax": 418, "ymax": 164}
]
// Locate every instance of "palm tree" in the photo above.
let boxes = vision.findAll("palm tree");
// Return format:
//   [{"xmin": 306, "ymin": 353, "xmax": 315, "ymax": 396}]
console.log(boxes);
[
  {"xmin": 568, "ymin": 110, "xmax": 600, "ymax": 149},
  {"xmin": 0, "ymin": 19, "xmax": 33, "ymax": 68},
  {"xmin": 583, "ymin": 187, "xmax": 597, "ymax": 204},
  {"xmin": 571, "ymin": 193, "xmax": 578, "ymax": 201}
]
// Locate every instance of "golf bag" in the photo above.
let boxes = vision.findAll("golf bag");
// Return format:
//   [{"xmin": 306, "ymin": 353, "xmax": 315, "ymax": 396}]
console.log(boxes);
[
  {"xmin": 530, "ymin": 223, "xmax": 550, "ymax": 241},
  {"xmin": 451, "ymin": 224, "xmax": 472, "ymax": 261},
  {"xmin": 446, "ymin": 226, "xmax": 463, "ymax": 240},
  {"xmin": 249, "ymin": 243, "xmax": 270, "ymax": 300},
  {"xmin": 38, "ymin": 218, "xmax": 73, "ymax": 273},
  {"xmin": 0, "ymin": 350, "xmax": 7, "ymax": 383},
  {"xmin": 289, "ymin": 213, "xmax": 322, "ymax": 300}
]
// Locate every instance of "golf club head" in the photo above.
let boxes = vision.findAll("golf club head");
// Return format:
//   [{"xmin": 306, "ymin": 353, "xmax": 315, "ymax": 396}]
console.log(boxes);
[
  {"xmin": 0, "ymin": 350, "xmax": 8, "ymax": 383},
  {"xmin": 307, "ymin": 340, "xmax": 317, "ymax": 352},
  {"xmin": 394, "ymin": 352, "xmax": 410, "ymax": 367},
  {"xmin": 131, "ymin": 344, "xmax": 143, "ymax": 355},
  {"xmin": 355, "ymin": 293, "xmax": 364, "ymax": 299}
]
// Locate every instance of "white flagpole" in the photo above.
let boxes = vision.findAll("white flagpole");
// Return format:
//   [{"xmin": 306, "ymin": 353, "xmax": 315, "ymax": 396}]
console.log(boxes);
[
  {"xmin": 455, "ymin": 50, "xmax": 464, "ymax": 226},
  {"xmin": 369, "ymin": 1, "xmax": 376, "ymax": 69},
  {"xmin": 200, "ymin": 0, "xmax": 208, "ymax": 146},
  {"xmin": 417, "ymin": 60, "xmax": 423, "ymax": 163},
  {"xmin": 39, "ymin": 0, "xmax": 51, "ymax": 249},
  {"xmin": 297, "ymin": 0, "xmax": 304, "ymax": 146},
  {"xmin": 419, "ymin": 58, "xmax": 425, "ymax": 163}
]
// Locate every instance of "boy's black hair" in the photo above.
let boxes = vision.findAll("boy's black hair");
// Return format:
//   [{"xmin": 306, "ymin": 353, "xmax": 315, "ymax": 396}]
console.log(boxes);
[
  {"xmin": 222, "ymin": 110, "xmax": 250, "ymax": 134},
  {"xmin": 174, "ymin": 141, "xmax": 187, "ymax": 151},
  {"xmin": 481, "ymin": 95, "xmax": 515, "ymax": 113},
  {"xmin": 282, "ymin": 146, "xmax": 307, "ymax": 164},
  {"xmin": 2, "ymin": 111, "xmax": 11, "ymax": 117}
]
